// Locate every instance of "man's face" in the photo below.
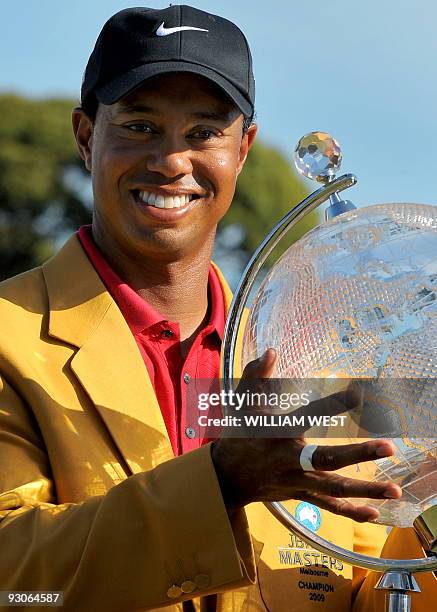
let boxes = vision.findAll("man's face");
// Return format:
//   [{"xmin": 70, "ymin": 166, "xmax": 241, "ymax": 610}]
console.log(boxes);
[{"xmin": 73, "ymin": 73, "xmax": 256, "ymax": 262}]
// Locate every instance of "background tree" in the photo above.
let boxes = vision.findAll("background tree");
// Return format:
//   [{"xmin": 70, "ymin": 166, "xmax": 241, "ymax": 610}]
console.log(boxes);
[
  {"xmin": 0, "ymin": 94, "xmax": 317, "ymax": 285},
  {"xmin": 217, "ymin": 140, "xmax": 320, "ymax": 286},
  {"xmin": 0, "ymin": 95, "xmax": 91, "ymax": 281}
]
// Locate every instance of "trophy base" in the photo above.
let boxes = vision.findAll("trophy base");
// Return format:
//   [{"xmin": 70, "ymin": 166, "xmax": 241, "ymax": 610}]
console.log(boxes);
[
  {"xmin": 375, "ymin": 571, "xmax": 421, "ymax": 612},
  {"xmin": 385, "ymin": 591, "xmax": 414, "ymax": 612}
]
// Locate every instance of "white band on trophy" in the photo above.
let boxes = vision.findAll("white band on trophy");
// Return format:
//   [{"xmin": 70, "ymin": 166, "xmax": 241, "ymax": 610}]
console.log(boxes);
[{"xmin": 299, "ymin": 444, "xmax": 318, "ymax": 471}]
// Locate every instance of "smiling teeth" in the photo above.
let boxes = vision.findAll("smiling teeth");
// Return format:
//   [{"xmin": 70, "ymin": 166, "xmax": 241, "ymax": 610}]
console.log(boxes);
[{"xmin": 138, "ymin": 191, "xmax": 193, "ymax": 208}]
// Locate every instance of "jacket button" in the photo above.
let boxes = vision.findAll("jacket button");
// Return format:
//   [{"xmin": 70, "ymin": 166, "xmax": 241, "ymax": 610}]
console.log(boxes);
[
  {"xmin": 167, "ymin": 585, "xmax": 182, "ymax": 599},
  {"xmin": 185, "ymin": 426, "xmax": 196, "ymax": 439},
  {"xmin": 183, "ymin": 372, "xmax": 191, "ymax": 384},
  {"xmin": 181, "ymin": 580, "xmax": 196, "ymax": 593},
  {"xmin": 195, "ymin": 573, "xmax": 210, "ymax": 589}
]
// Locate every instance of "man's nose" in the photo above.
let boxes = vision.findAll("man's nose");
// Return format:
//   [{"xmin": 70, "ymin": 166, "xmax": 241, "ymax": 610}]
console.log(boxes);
[{"xmin": 146, "ymin": 140, "xmax": 194, "ymax": 177}]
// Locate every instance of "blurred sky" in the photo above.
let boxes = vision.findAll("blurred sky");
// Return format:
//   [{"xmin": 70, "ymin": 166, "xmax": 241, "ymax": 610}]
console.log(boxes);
[{"xmin": 2, "ymin": 0, "xmax": 437, "ymax": 208}]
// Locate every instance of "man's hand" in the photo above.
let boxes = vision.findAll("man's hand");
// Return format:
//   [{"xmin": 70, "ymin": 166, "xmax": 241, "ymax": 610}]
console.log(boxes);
[{"xmin": 211, "ymin": 349, "xmax": 402, "ymax": 522}]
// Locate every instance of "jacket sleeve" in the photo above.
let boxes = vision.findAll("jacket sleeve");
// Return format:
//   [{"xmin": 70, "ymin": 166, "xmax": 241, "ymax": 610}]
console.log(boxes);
[
  {"xmin": 352, "ymin": 522, "xmax": 437, "ymax": 611},
  {"xmin": 0, "ymin": 374, "xmax": 255, "ymax": 611}
]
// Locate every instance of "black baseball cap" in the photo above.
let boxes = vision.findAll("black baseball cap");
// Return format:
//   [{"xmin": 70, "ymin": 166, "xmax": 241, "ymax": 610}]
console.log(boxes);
[{"xmin": 81, "ymin": 5, "xmax": 255, "ymax": 117}]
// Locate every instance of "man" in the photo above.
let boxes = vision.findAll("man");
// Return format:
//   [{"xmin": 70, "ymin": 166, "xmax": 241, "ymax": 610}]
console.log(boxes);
[{"xmin": 0, "ymin": 5, "xmax": 433, "ymax": 611}]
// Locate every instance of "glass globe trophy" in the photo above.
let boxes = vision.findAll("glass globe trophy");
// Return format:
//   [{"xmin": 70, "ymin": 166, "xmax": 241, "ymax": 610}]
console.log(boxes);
[{"xmin": 221, "ymin": 132, "xmax": 437, "ymax": 612}]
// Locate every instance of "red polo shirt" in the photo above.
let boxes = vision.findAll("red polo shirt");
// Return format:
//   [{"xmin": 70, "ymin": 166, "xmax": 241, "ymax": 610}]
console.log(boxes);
[{"xmin": 77, "ymin": 225, "xmax": 225, "ymax": 456}]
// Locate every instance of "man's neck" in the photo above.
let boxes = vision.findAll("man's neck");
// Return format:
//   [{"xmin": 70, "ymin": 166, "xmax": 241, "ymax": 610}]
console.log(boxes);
[
  {"xmin": 134, "ymin": 258, "xmax": 212, "ymax": 342},
  {"xmin": 92, "ymin": 227, "xmax": 215, "ymax": 342}
]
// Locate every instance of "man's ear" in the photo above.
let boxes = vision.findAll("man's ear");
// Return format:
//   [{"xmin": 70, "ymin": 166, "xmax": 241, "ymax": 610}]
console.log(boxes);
[
  {"xmin": 237, "ymin": 123, "xmax": 257, "ymax": 176},
  {"xmin": 72, "ymin": 108, "xmax": 94, "ymax": 172}
]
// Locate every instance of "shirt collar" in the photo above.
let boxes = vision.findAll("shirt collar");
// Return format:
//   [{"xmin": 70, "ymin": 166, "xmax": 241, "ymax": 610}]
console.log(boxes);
[{"xmin": 77, "ymin": 225, "xmax": 225, "ymax": 340}]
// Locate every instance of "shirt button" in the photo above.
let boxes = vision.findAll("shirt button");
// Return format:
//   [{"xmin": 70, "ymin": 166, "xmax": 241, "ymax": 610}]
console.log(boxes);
[
  {"xmin": 183, "ymin": 372, "xmax": 191, "ymax": 384},
  {"xmin": 185, "ymin": 426, "xmax": 196, "ymax": 439},
  {"xmin": 161, "ymin": 329, "xmax": 173, "ymax": 338}
]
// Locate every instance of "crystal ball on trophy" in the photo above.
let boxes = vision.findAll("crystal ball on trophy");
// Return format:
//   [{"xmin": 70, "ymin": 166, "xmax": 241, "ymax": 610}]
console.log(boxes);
[
  {"xmin": 294, "ymin": 131, "xmax": 342, "ymax": 182},
  {"xmin": 240, "ymin": 133, "xmax": 437, "ymax": 528}
]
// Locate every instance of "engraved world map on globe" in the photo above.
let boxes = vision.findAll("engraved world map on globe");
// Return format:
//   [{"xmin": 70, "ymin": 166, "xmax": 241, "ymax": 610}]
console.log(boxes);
[{"xmin": 242, "ymin": 203, "xmax": 437, "ymax": 527}]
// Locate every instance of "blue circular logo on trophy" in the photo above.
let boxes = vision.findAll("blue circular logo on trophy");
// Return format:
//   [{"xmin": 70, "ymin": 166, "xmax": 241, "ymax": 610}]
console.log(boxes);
[{"xmin": 295, "ymin": 502, "xmax": 321, "ymax": 532}]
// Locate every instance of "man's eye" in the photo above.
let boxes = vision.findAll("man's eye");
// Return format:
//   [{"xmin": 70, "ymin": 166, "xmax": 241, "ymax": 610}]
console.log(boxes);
[
  {"xmin": 125, "ymin": 124, "xmax": 154, "ymax": 133},
  {"xmin": 190, "ymin": 129, "xmax": 218, "ymax": 140}
]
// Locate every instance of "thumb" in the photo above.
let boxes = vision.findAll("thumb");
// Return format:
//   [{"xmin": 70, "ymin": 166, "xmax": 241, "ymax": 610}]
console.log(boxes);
[{"xmin": 241, "ymin": 348, "xmax": 277, "ymax": 380}]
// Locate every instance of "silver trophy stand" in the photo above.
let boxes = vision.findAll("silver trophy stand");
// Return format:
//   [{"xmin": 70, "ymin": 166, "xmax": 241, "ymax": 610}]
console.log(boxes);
[{"xmin": 221, "ymin": 133, "xmax": 437, "ymax": 612}]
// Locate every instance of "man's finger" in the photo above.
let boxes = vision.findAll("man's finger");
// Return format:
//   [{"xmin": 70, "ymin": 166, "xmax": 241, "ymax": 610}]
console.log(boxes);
[
  {"xmin": 241, "ymin": 348, "xmax": 277, "ymax": 380},
  {"xmin": 302, "ymin": 493, "xmax": 380, "ymax": 523},
  {"xmin": 304, "ymin": 471, "xmax": 402, "ymax": 500},
  {"xmin": 311, "ymin": 439, "xmax": 396, "ymax": 471}
]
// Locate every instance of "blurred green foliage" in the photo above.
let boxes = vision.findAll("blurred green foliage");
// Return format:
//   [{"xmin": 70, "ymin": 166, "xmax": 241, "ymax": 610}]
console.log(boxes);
[
  {"xmin": 0, "ymin": 93, "xmax": 315, "ymax": 282},
  {"xmin": 0, "ymin": 95, "xmax": 91, "ymax": 280},
  {"xmin": 222, "ymin": 140, "xmax": 314, "ymax": 255}
]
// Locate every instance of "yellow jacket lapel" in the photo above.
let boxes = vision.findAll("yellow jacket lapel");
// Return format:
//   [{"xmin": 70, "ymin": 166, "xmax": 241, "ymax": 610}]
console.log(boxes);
[{"xmin": 42, "ymin": 235, "xmax": 173, "ymax": 472}]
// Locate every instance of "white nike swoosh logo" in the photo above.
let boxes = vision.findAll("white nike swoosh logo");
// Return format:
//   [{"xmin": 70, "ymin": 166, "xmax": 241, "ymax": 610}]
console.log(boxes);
[{"xmin": 156, "ymin": 22, "xmax": 209, "ymax": 37}]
